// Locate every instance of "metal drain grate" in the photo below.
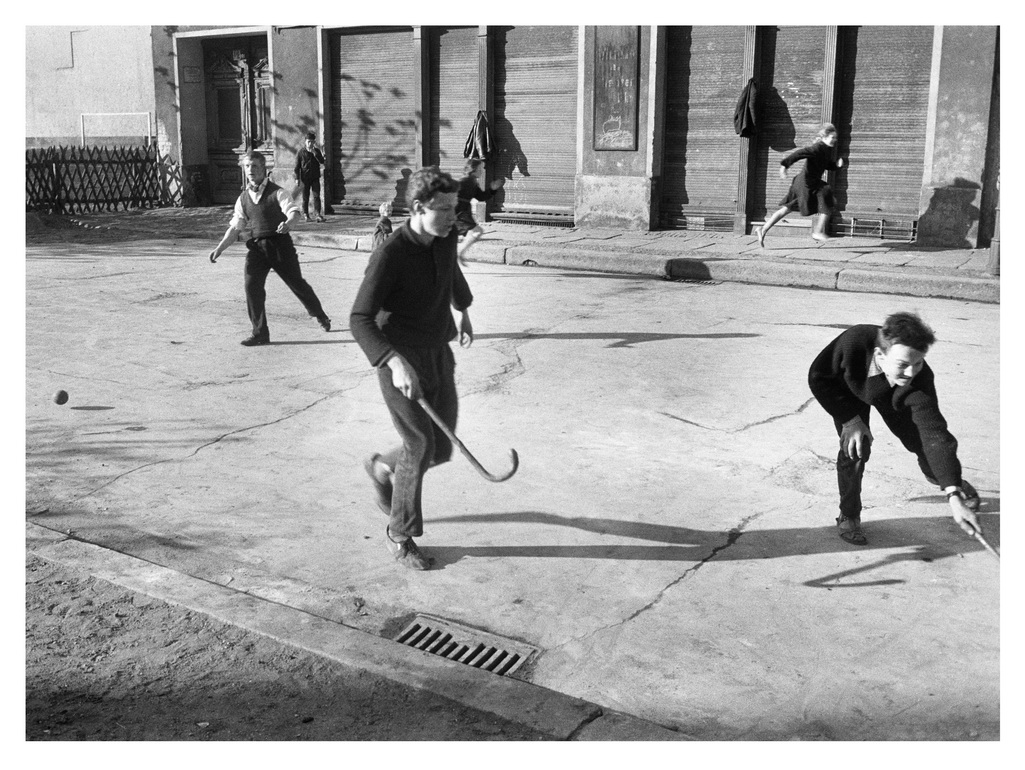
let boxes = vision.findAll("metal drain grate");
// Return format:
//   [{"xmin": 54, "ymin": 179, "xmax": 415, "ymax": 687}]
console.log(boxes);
[
  {"xmin": 490, "ymin": 212, "xmax": 575, "ymax": 228},
  {"xmin": 395, "ymin": 615, "xmax": 537, "ymax": 677},
  {"xmin": 663, "ymin": 276, "xmax": 722, "ymax": 285}
]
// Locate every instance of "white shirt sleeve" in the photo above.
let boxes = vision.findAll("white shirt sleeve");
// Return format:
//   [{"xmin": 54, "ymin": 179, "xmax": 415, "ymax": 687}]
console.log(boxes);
[
  {"xmin": 275, "ymin": 186, "xmax": 301, "ymax": 218},
  {"xmin": 228, "ymin": 195, "xmax": 247, "ymax": 231}
]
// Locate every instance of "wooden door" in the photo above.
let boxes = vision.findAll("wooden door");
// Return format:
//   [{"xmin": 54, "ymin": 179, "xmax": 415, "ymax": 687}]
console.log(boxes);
[{"xmin": 203, "ymin": 37, "xmax": 272, "ymax": 204}]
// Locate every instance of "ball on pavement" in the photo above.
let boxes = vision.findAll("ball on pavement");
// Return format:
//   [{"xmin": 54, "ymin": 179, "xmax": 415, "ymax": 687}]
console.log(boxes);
[{"xmin": 54, "ymin": 389, "xmax": 69, "ymax": 405}]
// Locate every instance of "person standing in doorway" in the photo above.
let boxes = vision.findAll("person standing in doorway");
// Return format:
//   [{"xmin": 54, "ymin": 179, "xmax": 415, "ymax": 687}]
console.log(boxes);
[
  {"xmin": 208, "ymin": 151, "xmax": 331, "ymax": 346},
  {"xmin": 756, "ymin": 123, "xmax": 845, "ymax": 246},
  {"xmin": 294, "ymin": 131, "xmax": 326, "ymax": 223}
]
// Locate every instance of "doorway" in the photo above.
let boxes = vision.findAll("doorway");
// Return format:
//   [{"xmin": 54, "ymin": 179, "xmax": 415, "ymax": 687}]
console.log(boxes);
[{"xmin": 203, "ymin": 36, "xmax": 272, "ymax": 204}]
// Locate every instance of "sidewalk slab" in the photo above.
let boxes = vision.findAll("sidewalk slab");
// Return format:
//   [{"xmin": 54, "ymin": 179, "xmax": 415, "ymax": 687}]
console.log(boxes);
[
  {"xmin": 667, "ymin": 257, "xmax": 840, "ymax": 290},
  {"xmin": 292, "ymin": 231, "xmax": 362, "ymax": 252},
  {"xmin": 836, "ymin": 267, "xmax": 1000, "ymax": 303},
  {"xmin": 507, "ymin": 244, "xmax": 671, "ymax": 277}
]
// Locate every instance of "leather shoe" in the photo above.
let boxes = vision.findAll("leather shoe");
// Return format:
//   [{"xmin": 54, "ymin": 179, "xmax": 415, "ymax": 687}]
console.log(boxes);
[
  {"xmin": 836, "ymin": 514, "xmax": 867, "ymax": 546},
  {"xmin": 240, "ymin": 335, "xmax": 270, "ymax": 347},
  {"xmin": 317, "ymin": 315, "xmax": 331, "ymax": 332},
  {"xmin": 386, "ymin": 527, "xmax": 431, "ymax": 570}
]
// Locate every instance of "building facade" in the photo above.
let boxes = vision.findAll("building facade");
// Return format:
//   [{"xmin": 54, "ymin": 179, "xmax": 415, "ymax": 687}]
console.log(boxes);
[
  {"xmin": 149, "ymin": 25, "xmax": 997, "ymax": 248},
  {"xmin": 26, "ymin": 26, "xmax": 157, "ymax": 149}
]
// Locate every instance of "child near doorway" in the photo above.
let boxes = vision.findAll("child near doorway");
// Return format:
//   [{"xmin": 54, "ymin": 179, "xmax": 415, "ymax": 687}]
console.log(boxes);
[
  {"xmin": 372, "ymin": 202, "xmax": 394, "ymax": 251},
  {"xmin": 294, "ymin": 132, "xmax": 326, "ymax": 223}
]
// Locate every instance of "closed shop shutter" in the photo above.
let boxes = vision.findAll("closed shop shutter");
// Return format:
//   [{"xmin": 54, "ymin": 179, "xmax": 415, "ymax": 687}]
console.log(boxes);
[
  {"xmin": 833, "ymin": 26, "xmax": 932, "ymax": 235},
  {"xmin": 429, "ymin": 26, "xmax": 480, "ymax": 176},
  {"xmin": 661, "ymin": 26, "xmax": 748, "ymax": 230},
  {"xmin": 751, "ymin": 26, "xmax": 828, "ymax": 221},
  {"xmin": 328, "ymin": 28, "xmax": 415, "ymax": 210},
  {"xmin": 492, "ymin": 25, "xmax": 578, "ymax": 221}
]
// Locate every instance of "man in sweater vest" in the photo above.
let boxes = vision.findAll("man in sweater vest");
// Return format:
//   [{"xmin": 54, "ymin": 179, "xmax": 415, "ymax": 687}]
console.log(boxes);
[
  {"xmin": 808, "ymin": 312, "xmax": 982, "ymax": 546},
  {"xmin": 209, "ymin": 151, "xmax": 331, "ymax": 346}
]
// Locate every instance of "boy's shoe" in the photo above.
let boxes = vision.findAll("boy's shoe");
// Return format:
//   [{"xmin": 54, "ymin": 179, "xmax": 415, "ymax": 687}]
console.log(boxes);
[
  {"xmin": 317, "ymin": 315, "xmax": 331, "ymax": 332},
  {"xmin": 364, "ymin": 454, "xmax": 392, "ymax": 514},
  {"xmin": 316, "ymin": 215, "xmax": 326, "ymax": 223},
  {"xmin": 836, "ymin": 514, "xmax": 867, "ymax": 546},
  {"xmin": 386, "ymin": 527, "xmax": 431, "ymax": 570},
  {"xmin": 240, "ymin": 334, "xmax": 270, "ymax": 347},
  {"xmin": 303, "ymin": 213, "xmax": 311, "ymax": 222}
]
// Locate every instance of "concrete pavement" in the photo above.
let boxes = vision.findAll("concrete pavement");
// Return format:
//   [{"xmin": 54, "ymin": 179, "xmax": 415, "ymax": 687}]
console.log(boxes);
[{"xmin": 25, "ymin": 216, "xmax": 1000, "ymax": 740}]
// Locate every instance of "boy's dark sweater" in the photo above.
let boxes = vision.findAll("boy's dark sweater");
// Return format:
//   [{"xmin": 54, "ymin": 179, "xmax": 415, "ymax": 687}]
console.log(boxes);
[
  {"xmin": 456, "ymin": 176, "xmax": 496, "ymax": 217},
  {"xmin": 808, "ymin": 324, "xmax": 961, "ymax": 487},
  {"xmin": 294, "ymin": 147, "xmax": 325, "ymax": 179},
  {"xmin": 350, "ymin": 222, "xmax": 472, "ymax": 367}
]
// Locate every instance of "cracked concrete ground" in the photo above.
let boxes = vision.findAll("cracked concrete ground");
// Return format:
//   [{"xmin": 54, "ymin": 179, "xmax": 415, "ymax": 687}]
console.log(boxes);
[{"xmin": 25, "ymin": 236, "xmax": 999, "ymax": 740}]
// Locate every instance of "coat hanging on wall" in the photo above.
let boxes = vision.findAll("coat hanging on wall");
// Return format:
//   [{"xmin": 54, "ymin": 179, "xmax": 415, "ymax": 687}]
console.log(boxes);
[
  {"xmin": 734, "ymin": 78, "xmax": 758, "ymax": 138},
  {"xmin": 464, "ymin": 110, "xmax": 494, "ymax": 160}
]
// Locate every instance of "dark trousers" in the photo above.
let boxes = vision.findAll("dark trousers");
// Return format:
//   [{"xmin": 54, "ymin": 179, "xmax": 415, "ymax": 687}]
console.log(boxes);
[
  {"xmin": 375, "ymin": 344, "xmax": 458, "ymax": 539},
  {"xmin": 299, "ymin": 174, "xmax": 321, "ymax": 216},
  {"xmin": 833, "ymin": 403, "xmax": 953, "ymax": 519},
  {"xmin": 244, "ymin": 235, "xmax": 326, "ymax": 338}
]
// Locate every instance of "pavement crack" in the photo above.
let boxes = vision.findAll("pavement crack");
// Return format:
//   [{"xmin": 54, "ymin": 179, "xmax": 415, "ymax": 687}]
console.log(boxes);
[
  {"xmin": 554, "ymin": 512, "xmax": 765, "ymax": 650},
  {"xmin": 461, "ymin": 333, "xmax": 542, "ymax": 398},
  {"xmin": 734, "ymin": 397, "xmax": 816, "ymax": 432},
  {"xmin": 658, "ymin": 411, "xmax": 720, "ymax": 432},
  {"xmin": 660, "ymin": 397, "xmax": 816, "ymax": 434},
  {"xmin": 75, "ymin": 392, "xmax": 340, "ymax": 500},
  {"xmin": 621, "ymin": 512, "xmax": 762, "ymax": 623}
]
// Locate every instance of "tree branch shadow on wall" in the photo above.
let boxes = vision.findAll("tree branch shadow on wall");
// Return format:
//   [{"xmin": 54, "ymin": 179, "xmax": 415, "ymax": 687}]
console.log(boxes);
[{"xmin": 327, "ymin": 74, "xmax": 419, "ymax": 210}]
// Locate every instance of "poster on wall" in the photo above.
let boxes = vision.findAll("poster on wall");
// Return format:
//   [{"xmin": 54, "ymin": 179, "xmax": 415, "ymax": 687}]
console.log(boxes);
[{"xmin": 593, "ymin": 26, "xmax": 640, "ymax": 151}]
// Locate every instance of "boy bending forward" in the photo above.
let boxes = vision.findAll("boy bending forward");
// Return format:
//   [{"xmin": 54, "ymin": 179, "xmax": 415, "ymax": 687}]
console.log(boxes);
[{"xmin": 808, "ymin": 312, "xmax": 982, "ymax": 546}]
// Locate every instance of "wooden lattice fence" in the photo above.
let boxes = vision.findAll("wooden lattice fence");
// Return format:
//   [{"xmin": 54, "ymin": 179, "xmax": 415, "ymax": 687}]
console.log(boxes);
[{"xmin": 26, "ymin": 145, "xmax": 183, "ymax": 215}]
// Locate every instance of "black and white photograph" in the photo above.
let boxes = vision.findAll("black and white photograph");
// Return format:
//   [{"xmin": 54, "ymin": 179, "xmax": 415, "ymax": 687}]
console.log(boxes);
[{"xmin": 19, "ymin": 5, "xmax": 1010, "ymax": 761}]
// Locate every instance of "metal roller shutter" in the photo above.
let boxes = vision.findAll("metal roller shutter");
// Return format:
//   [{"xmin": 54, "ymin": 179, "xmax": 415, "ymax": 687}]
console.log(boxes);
[
  {"xmin": 492, "ymin": 25, "xmax": 578, "ymax": 221},
  {"xmin": 661, "ymin": 26, "xmax": 748, "ymax": 230},
  {"xmin": 429, "ymin": 26, "xmax": 480, "ymax": 176},
  {"xmin": 833, "ymin": 26, "xmax": 932, "ymax": 237},
  {"xmin": 751, "ymin": 26, "xmax": 828, "ymax": 220},
  {"xmin": 328, "ymin": 28, "xmax": 415, "ymax": 210}
]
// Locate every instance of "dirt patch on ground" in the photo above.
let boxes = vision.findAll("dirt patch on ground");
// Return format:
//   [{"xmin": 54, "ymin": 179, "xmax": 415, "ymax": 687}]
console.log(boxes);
[{"xmin": 25, "ymin": 554, "xmax": 549, "ymax": 741}]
